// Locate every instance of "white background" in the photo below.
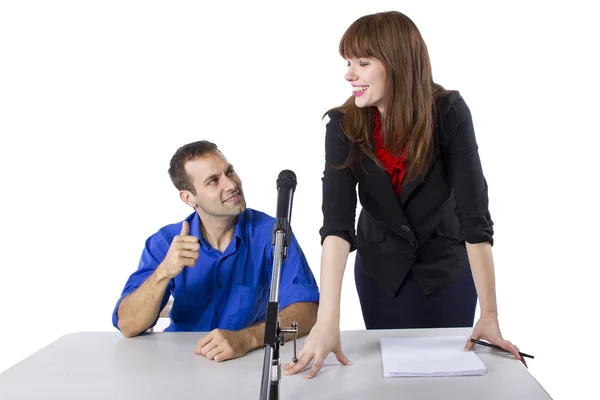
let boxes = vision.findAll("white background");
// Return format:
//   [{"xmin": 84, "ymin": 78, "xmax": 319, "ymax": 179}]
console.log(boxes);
[{"xmin": 1, "ymin": 1, "xmax": 598, "ymax": 398}]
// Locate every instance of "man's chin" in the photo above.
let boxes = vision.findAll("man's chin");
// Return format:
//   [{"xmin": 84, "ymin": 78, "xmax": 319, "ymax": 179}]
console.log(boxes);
[{"xmin": 229, "ymin": 201, "xmax": 246, "ymax": 215}]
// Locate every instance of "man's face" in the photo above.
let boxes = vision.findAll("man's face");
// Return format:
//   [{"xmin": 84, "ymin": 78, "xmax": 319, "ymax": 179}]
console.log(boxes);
[{"xmin": 183, "ymin": 152, "xmax": 246, "ymax": 219}]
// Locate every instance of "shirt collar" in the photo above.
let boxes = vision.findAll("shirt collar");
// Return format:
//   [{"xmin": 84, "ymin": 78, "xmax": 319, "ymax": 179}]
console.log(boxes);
[{"xmin": 189, "ymin": 210, "xmax": 247, "ymax": 248}]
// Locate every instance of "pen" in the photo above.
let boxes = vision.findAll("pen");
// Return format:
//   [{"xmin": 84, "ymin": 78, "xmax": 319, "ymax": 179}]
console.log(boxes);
[{"xmin": 470, "ymin": 339, "xmax": 534, "ymax": 359}]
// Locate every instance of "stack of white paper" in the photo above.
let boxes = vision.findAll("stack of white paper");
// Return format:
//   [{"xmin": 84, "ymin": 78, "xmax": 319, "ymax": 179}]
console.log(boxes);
[{"xmin": 380, "ymin": 336, "xmax": 486, "ymax": 377}]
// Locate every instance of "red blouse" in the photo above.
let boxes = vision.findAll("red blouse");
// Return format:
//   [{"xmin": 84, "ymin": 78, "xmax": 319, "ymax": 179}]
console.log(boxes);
[{"xmin": 372, "ymin": 107, "xmax": 407, "ymax": 197}]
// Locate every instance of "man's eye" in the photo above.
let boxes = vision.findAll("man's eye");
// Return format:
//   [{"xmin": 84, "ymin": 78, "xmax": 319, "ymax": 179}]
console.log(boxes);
[{"xmin": 227, "ymin": 169, "xmax": 235, "ymax": 175}]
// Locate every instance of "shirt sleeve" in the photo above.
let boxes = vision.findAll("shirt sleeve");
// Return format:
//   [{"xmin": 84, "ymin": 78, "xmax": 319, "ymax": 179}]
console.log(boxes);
[
  {"xmin": 444, "ymin": 93, "xmax": 494, "ymax": 245},
  {"xmin": 276, "ymin": 234, "xmax": 320, "ymax": 310},
  {"xmin": 319, "ymin": 112, "xmax": 359, "ymax": 250},
  {"xmin": 111, "ymin": 233, "xmax": 174, "ymax": 332}
]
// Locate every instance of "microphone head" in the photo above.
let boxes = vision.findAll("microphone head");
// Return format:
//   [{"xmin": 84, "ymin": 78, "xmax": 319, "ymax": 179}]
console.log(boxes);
[{"xmin": 277, "ymin": 170, "xmax": 297, "ymax": 190}]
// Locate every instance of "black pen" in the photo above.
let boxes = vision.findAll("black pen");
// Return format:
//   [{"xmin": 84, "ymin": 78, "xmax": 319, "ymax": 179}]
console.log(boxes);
[{"xmin": 470, "ymin": 339, "xmax": 534, "ymax": 359}]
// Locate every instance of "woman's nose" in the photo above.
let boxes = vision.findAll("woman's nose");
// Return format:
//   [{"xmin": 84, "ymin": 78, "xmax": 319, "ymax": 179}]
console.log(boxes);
[{"xmin": 345, "ymin": 66, "xmax": 357, "ymax": 82}]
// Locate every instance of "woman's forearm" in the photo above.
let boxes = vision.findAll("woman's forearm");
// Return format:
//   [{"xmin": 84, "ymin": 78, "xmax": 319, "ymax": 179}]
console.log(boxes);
[
  {"xmin": 317, "ymin": 235, "xmax": 351, "ymax": 323},
  {"xmin": 466, "ymin": 241, "xmax": 498, "ymax": 316}
]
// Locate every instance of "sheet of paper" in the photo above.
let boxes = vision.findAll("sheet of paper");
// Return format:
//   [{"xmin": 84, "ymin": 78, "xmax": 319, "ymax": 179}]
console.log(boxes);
[{"xmin": 380, "ymin": 336, "xmax": 486, "ymax": 378}]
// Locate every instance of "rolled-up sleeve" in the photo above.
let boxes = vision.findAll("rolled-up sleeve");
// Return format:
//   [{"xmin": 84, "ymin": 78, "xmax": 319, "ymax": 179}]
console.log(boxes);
[
  {"xmin": 319, "ymin": 112, "xmax": 358, "ymax": 250},
  {"xmin": 444, "ymin": 94, "xmax": 494, "ymax": 245}
]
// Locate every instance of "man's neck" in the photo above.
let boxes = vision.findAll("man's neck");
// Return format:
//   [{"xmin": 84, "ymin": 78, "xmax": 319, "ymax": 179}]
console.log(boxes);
[{"xmin": 199, "ymin": 214, "xmax": 238, "ymax": 253}]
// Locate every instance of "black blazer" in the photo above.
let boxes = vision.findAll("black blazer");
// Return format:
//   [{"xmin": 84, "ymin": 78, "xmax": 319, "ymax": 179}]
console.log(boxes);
[{"xmin": 319, "ymin": 90, "xmax": 493, "ymax": 297}]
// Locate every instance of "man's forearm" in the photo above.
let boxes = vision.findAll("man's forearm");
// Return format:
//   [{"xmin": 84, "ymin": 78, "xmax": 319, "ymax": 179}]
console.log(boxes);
[
  {"xmin": 117, "ymin": 265, "xmax": 171, "ymax": 337},
  {"xmin": 466, "ymin": 242, "xmax": 498, "ymax": 316},
  {"xmin": 241, "ymin": 302, "xmax": 319, "ymax": 352}
]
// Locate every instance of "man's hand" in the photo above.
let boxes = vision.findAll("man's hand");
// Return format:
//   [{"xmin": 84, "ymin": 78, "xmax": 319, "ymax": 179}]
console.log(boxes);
[
  {"xmin": 194, "ymin": 329, "xmax": 255, "ymax": 362},
  {"xmin": 159, "ymin": 221, "xmax": 199, "ymax": 279}
]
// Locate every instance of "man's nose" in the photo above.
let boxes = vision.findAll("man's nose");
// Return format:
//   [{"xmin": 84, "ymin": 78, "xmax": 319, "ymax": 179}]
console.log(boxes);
[{"xmin": 222, "ymin": 176, "xmax": 237, "ymax": 191}]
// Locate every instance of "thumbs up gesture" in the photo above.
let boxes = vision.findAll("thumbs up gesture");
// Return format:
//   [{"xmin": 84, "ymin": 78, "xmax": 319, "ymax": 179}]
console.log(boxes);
[{"xmin": 160, "ymin": 221, "xmax": 200, "ymax": 279}]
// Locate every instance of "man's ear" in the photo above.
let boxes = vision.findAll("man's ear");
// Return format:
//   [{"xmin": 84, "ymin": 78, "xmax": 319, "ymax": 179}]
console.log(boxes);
[{"xmin": 180, "ymin": 190, "xmax": 198, "ymax": 208}]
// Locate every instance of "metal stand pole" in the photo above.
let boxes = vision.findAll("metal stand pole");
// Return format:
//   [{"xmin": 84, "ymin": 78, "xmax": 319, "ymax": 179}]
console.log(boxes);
[{"xmin": 259, "ymin": 233, "xmax": 299, "ymax": 400}]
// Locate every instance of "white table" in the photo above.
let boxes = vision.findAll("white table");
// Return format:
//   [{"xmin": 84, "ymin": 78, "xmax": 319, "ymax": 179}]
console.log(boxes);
[{"xmin": 0, "ymin": 328, "xmax": 551, "ymax": 399}]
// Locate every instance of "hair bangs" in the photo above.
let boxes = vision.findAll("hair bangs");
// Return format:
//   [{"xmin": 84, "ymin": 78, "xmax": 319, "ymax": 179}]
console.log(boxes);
[{"xmin": 339, "ymin": 18, "xmax": 380, "ymax": 60}]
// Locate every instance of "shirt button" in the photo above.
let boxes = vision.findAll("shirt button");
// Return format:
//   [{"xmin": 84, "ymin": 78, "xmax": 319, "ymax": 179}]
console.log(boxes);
[
  {"xmin": 215, "ymin": 311, "xmax": 219, "ymax": 317},
  {"xmin": 218, "ymin": 284, "xmax": 223, "ymax": 289},
  {"xmin": 401, "ymin": 225, "xmax": 410, "ymax": 232},
  {"xmin": 410, "ymin": 240, "xmax": 417, "ymax": 247}
]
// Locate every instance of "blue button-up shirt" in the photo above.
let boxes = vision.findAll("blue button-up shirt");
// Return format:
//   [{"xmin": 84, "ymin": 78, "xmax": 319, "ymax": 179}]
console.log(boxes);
[{"xmin": 112, "ymin": 208, "xmax": 319, "ymax": 333}]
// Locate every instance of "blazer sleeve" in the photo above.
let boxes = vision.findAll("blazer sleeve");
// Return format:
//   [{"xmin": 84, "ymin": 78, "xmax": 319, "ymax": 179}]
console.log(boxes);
[
  {"xmin": 319, "ymin": 111, "xmax": 358, "ymax": 250},
  {"xmin": 443, "ymin": 93, "xmax": 494, "ymax": 245}
]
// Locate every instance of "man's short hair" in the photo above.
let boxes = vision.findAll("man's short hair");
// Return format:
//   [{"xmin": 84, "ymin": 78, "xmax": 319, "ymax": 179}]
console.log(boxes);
[{"xmin": 168, "ymin": 140, "xmax": 219, "ymax": 194}]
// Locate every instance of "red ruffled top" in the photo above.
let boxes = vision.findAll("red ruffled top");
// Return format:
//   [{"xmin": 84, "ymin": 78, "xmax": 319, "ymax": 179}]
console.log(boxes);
[{"xmin": 372, "ymin": 107, "xmax": 407, "ymax": 197}]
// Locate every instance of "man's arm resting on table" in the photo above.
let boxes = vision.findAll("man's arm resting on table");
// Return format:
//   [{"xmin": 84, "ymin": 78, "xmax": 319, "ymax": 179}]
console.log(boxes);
[
  {"xmin": 195, "ymin": 301, "xmax": 318, "ymax": 362},
  {"xmin": 117, "ymin": 265, "xmax": 171, "ymax": 338}
]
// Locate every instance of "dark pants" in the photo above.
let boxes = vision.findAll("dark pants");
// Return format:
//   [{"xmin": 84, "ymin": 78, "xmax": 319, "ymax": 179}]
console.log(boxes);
[{"xmin": 354, "ymin": 253, "xmax": 477, "ymax": 329}]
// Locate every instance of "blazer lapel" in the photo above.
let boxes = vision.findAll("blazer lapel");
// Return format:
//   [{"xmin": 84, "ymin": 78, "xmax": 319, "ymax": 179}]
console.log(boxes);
[
  {"xmin": 399, "ymin": 175, "xmax": 424, "ymax": 207},
  {"xmin": 358, "ymin": 156, "xmax": 415, "ymax": 241},
  {"xmin": 399, "ymin": 137, "xmax": 442, "ymax": 207}
]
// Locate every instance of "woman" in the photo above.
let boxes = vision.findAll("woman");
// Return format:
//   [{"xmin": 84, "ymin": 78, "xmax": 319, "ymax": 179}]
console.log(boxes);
[{"xmin": 283, "ymin": 11, "xmax": 523, "ymax": 378}]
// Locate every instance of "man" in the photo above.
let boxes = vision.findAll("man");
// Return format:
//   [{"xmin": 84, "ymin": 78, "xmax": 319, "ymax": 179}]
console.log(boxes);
[{"xmin": 113, "ymin": 140, "xmax": 319, "ymax": 362}]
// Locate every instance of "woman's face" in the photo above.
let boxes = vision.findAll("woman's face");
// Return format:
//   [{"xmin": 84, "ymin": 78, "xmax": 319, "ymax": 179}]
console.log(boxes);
[{"xmin": 345, "ymin": 57, "xmax": 387, "ymax": 113}]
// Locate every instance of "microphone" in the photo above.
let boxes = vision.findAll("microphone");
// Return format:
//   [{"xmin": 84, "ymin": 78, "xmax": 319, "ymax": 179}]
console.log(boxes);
[{"xmin": 273, "ymin": 170, "xmax": 297, "ymax": 257}]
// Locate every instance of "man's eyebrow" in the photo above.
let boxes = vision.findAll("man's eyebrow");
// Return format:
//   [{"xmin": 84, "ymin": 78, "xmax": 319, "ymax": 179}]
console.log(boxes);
[{"xmin": 203, "ymin": 173, "xmax": 219, "ymax": 185}]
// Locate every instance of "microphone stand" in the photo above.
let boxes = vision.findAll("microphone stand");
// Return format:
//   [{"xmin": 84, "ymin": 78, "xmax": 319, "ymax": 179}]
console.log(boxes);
[{"xmin": 259, "ymin": 214, "xmax": 299, "ymax": 399}]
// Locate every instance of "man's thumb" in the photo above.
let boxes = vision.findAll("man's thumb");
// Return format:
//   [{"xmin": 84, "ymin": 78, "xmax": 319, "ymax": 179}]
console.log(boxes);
[{"xmin": 180, "ymin": 221, "xmax": 190, "ymax": 236}]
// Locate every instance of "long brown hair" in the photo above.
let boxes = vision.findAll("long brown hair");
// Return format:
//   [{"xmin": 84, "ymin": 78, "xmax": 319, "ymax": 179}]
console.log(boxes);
[{"xmin": 325, "ymin": 11, "xmax": 440, "ymax": 182}]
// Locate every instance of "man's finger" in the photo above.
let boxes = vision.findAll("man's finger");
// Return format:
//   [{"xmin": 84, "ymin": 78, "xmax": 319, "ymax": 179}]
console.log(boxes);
[
  {"xmin": 180, "ymin": 221, "xmax": 190, "ymax": 236},
  {"xmin": 177, "ymin": 235, "xmax": 199, "ymax": 243},
  {"xmin": 180, "ymin": 258, "xmax": 197, "ymax": 268},
  {"xmin": 179, "ymin": 251, "xmax": 199, "ymax": 261},
  {"xmin": 195, "ymin": 333, "xmax": 214, "ymax": 353},
  {"xmin": 214, "ymin": 350, "xmax": 232, "ymax": 363},
  {"xmin": 200, "ymin": 340, "xmax": 219, "ymax": 357},
  {"xmin": 206, "ymin": 346, "xmax": 223, "ymax": 360},
  {"xmin": 175, "ymin": 241, "xmax": 200, "ymax": 251}
]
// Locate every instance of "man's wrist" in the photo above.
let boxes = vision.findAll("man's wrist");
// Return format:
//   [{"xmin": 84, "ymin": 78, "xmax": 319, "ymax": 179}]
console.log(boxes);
[
  {"xmin": 239, "ymin": 326, "xmax": 262, "ymax": 351},
  {"xmin": 154, "ymin": 264, "xmax": 172, "ymax": 283}
]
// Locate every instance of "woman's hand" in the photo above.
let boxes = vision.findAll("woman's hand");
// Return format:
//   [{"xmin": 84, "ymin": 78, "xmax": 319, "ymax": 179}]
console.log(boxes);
[
  {"xmin": 465, "ymin": 314, "xmax": 526, "ymax": 366},
  {"xmin": 282, "ymin": 319, "xmax": 352, "ymax": 378}
]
